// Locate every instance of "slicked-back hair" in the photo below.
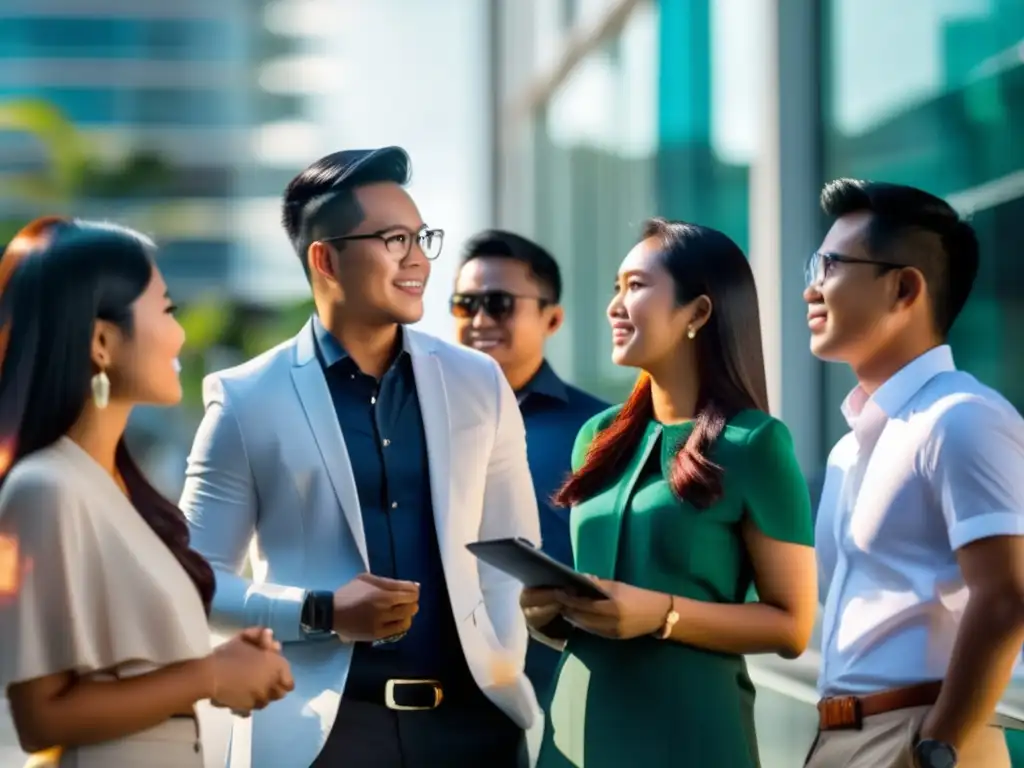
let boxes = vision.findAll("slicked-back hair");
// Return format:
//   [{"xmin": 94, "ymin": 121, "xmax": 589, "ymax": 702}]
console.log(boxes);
[
  {"xmin": 282, "ymin": 148, "xmax": 411, "ymax": 276},
  {"xmin": 461, "ymin": 230, "xmax": 563, "ymax": 303},
  {"xmin": 820, "ymin": 179, "xmax": 979, "ymax": 336}
]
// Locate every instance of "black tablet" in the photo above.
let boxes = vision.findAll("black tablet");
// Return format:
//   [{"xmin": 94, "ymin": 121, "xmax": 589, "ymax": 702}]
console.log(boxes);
[{"xmin": 466, "ymin": 537, "xmax": 610, "ymax": 600}]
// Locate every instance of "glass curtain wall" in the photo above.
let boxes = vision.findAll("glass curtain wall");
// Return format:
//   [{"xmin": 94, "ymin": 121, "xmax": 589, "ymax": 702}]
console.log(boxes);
[
  {"xmin": 821, "ymin": 0, "xmax": 1024, "ymax": 444},
  {"xmin": 533, "ymin": 0, "xmax": 760, "ymax": 402}
]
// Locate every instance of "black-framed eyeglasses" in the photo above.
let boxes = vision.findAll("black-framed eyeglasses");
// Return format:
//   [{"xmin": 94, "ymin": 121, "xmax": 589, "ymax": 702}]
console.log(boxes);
[
  {"xmin": 804, "ymin": 251, "xmax": 908, "ymax": 288},
  {"xmin": 449, "ymin": 290, "xmax": 550, "ymax": 322},
  {"xmin": 321, "ymin": 226, "xmax": 444, "ymax": 261}
]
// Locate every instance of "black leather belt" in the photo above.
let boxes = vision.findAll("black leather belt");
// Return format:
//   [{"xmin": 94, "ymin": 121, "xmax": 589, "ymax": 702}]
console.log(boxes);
[{"xmin": 344, "ymin": 677, "xmax": 445, "ymax": 711}]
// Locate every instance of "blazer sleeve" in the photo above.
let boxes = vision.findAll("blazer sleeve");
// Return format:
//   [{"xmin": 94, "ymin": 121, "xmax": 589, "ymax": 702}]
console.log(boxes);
[
  {"xmin": 477, "ymin": 357, "xmax": 541, "ymax": 660},
  {"xmin": 180, "ymin": 375, "xmax": 308, "ymax": 643}
]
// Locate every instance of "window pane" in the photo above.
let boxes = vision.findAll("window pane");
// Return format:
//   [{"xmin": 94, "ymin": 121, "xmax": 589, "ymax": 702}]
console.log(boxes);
[
  {"xmin": 0, "ymin": 17, "xmax": 238, "ymax": 61},
  {"xmin": 822, "ymin": 0, "xmax": 1024, "ymax": 420},
  {"xmin": 534, "ymin": 0, "xmax": 761, "ymax": 400},
  {"xmin": 0, "ymin": 86, "xmax": 239, "ymax": 127}
]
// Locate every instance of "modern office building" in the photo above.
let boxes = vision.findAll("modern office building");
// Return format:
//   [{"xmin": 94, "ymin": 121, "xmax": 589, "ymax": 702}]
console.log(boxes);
[
  {"xmin": 492, "ymin": 0, "xmax": 1024, "ymax": 763},
  {"xmin": 0, "ymin": 0, "xmax": 252, "ymax": 296},
  {"xmin": 0, "ymin": 0, "xmax": 331, "ymax": 301}
]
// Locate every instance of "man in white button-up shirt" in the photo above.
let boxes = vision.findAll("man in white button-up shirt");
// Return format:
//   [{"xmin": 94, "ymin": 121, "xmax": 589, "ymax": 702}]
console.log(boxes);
[{"xmin": 803, "ymin": 179, "xmax": 1024, "ymax": 768}]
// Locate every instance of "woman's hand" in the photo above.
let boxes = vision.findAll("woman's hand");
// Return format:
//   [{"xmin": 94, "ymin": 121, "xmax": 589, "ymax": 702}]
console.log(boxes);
[
  {"xmin": 238, "ymin": 627, "xmax": 282, "ymax": 654},
  {"xmin": 520, "ymin": 587, "xmax": 563, "ymax": 632},
  {"xmin": 557, "ymin": 579, "xmax": 672, "ymax": 640},
  {"xmin": 208, "ymin": 629, "xmax": 294, "ymax": 716}
]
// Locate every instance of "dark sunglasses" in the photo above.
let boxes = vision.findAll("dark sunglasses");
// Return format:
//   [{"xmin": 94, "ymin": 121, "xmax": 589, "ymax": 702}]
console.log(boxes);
[
  {"xmin": 804, "ymin": 251, "xmax": 908, "ymax": 288},
  {"xmin": 449, "ymin": 290, "xmax": 549, "ymax": 321}
]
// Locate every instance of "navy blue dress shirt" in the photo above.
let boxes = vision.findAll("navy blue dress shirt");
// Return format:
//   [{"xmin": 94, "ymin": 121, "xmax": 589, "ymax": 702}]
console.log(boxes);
[
  {"xmin": 515, "ymin": 360, "xmax": 607, "ymax": 698},
  {"xmin": 312, "ymin": 317, "xmax": 467, "ymax": 686}
]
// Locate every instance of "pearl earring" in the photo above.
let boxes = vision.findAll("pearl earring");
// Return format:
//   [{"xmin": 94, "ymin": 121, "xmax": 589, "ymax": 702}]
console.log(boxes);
[
  {"xmin": 686, "ymin": 327, "xmax": 697, "ymax": 340},
  {"xmin": 91, "ymin": 370, "xmax": 110, "ymax": 410}
]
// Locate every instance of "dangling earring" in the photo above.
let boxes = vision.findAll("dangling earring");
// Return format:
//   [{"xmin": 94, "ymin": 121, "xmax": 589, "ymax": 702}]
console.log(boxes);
[
  {"xmin": 91, "ymin": 369, "xmax": 110, "ymax": 410},
  {"xmin": 686, "ymin": 326, "xmax": 697, "ymax": 340}
]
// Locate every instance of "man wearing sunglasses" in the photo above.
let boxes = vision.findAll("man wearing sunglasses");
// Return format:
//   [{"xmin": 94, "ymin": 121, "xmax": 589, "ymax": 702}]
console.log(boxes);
[
  {"xmin": 181, "ymin": 148, "xmax": 540, "ymax": 768},
  {"xmin": 451, "ymin": 231, "xmax": 608, "ymax": 698},
  {"xmin": 804, "ymin": 179, "xmax": 1024, "ymax": 768}
]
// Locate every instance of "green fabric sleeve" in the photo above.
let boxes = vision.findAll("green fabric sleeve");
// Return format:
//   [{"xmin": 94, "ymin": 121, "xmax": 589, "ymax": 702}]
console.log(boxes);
[
  {"xmin": 570, "ymin": 406, "xmax": 620, "ymax": 472},
  {"xmin": 742, "ymin": 416, "xmax": 814, "ymax": 546}
]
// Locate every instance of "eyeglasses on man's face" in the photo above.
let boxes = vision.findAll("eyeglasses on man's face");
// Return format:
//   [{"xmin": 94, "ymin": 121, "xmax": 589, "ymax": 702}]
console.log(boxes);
[
  {"xmin": 321, "ymin": 226, "xmax": 444, "ymax": 261},
  {"xmin": 804, "ymin": 251, "xmax": 908, "ymax": 289}
]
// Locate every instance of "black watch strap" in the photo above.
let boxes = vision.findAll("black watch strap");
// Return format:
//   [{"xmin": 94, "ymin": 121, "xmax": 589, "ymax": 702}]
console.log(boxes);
[
  {"xmin": 913, "ymin": 738, "xmax": 958, "ymax": 768},
  {"xmin": 301, "ymin": 590, "xmax": 334, "ymax": 633}
]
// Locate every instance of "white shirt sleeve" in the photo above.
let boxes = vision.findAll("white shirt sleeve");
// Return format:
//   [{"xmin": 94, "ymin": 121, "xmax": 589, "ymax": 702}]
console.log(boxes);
[{"xmin": 926, "ymin": 396, "xmax": 1024, "ymax": 550}]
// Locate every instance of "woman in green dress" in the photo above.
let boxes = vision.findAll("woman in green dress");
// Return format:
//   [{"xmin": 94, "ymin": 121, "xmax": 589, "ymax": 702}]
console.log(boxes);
[{"xmin": 521, "ymin": 218, "xmax": 818, "ymax": 767}]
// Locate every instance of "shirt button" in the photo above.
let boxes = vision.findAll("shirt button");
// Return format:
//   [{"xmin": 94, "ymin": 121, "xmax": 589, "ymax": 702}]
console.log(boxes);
[
  {"xmin": 382, "ymin": 438, "xmax": 390, "ymax": 447},
  {"xmin": 391, "ymin": 501, "xmax": 399, "ymax": 509},
  {"xmin": 370, "ymin": 396, "xmax": 377, "ymax": 404}
]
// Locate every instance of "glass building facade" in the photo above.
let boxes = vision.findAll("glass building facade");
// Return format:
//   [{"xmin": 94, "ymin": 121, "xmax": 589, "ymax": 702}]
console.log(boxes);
[
  {"xmin": 821, "ymin": 0, "xmax": 1024, "ymax": 445},
  {"xmin": 511, "ymin": 0, "xmax": 760, "ymax": 402},
  {"xmin": 0, "ymin": 1, "xmax": 249, "ymax": 295},
  {"xmin": 494, "ymin": 0, "xmax": 1024, "ymax": 763}
]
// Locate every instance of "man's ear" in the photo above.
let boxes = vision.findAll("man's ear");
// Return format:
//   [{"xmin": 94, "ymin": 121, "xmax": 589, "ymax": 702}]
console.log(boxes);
[
  {"xmin": 545, "ymin": 305, "xmax": 564, "ymax": 337},
  {"xmin": 308, "ymin": 241, "xmax": 335, "ymax": 282},
  {"xmin": 895, "ymin": 267, "xmax": 925, "ymax": 308}
]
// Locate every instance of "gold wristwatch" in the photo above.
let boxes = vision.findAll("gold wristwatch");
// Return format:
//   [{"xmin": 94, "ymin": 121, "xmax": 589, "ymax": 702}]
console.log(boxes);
[{"xmin": 654, "ymin": 595, "xmax": 680, "ymax": 640}]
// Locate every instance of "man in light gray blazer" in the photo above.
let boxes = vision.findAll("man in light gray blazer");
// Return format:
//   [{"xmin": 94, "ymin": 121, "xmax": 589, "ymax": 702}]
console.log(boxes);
[{"xmin": 180, "ymin": 146, "xmax": 541, "ymax": 768}]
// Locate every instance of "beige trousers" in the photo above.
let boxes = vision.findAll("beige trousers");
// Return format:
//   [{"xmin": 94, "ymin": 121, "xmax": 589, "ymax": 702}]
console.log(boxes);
[
  {"xmin": 804, "ymin": 705, "xmax": 1010, "ymax": 768},
  {"xmin": 42, "ymin": 718, "xmax": 204, "ymax": 768}
]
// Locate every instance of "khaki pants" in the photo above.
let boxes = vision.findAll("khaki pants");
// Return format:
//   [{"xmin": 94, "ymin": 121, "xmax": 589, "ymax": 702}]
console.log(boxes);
[
  {"xmin": 804, "ymin": 705, "xmax": 1010, "ymax": 768},
  {"xmin": 54, "ymin": 718, "xmax": 204, "ymax": 768}
]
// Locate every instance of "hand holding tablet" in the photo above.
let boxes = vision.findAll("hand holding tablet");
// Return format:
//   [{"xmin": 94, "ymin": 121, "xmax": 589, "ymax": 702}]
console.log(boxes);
[{"xmin": 466, "ymin": 537, "xmax": 610, "ymax": 600}]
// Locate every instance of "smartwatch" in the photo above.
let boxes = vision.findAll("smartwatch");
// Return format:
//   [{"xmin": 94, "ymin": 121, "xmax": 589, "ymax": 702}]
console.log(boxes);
[
  {"xmin": 300, "ymin": 590, "xmax": 335, "ymax": 634},
  {"xmin": 913, "ymin": 738, "xmax": 957, "ymax": 768}
]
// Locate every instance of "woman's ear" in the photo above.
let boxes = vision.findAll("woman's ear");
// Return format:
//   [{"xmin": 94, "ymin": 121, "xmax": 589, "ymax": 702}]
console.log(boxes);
[
  {"xmin": 688, "ymin": 294, "xmax": 714, "ymax": 333},
  {"xmin": 91, "ymin": 319, "xmax": 118, "ymax": 371}
]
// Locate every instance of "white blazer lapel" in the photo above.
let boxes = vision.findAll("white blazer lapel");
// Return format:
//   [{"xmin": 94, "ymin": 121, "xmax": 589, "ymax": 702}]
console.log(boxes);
[
  {"xmin": 407, "ymin": 332, "xmax": 454, "ymax": 556},
  {"xmin": 290, "ymin": 321, "xmax": 369, "ymax": 568}
]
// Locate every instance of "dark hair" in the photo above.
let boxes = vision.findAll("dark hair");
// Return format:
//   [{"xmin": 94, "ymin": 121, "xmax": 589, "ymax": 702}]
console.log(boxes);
[
  {"xmin": 462, "ymin": 230, "xmax": 563, "ymax": 303},
  {"xmin": 282, "ymin": 148, "xmax": 412, "ymax": 275},
  {"xmin": 0, "ymin": 218, "xmax": 215, "ymax": 613},
  {"xmin": 820, "ymin": 179, "xmax": 979, "ymax": 336},
  {"xmin": 555, "ymin": 218, "xmax": 769, "ymax": 510}
]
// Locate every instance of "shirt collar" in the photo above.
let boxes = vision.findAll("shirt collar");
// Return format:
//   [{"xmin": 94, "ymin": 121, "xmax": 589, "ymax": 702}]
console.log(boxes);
[
  {"xmin": 311, "ymin": 313, "xmax": 410, "ymax": 371},
  {"xmin": 516, "ymin": 360, "xmax": 568, "ymax": 405},
  {"xmin": 841, "ymin": 344, "xmax": 956, "ymax": 431}
]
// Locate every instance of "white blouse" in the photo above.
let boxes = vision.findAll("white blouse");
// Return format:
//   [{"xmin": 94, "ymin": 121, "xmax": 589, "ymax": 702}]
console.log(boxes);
[{"xmin": 0, "ymin": 437, "xmax": 211, "ymax": 687}]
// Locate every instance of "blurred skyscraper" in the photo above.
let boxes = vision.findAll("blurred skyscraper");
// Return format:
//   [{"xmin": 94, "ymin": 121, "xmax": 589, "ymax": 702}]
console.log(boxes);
[{"xmin": 0, "ymin": 0, "xmax": 250, "ymax": 297}]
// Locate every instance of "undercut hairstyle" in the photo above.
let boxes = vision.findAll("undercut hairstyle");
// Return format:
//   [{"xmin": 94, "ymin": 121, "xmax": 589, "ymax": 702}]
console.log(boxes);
[
  {"xmin": 555, "ymin": 218, "xmax": 769, "ymax": 510},
  {"xmin": 462, "ymin": 230, "xmax": 563, "ymax": 303},
  {"xmin": 820, "ymin": 179, "xmax": 979, "ymax": 336},
  {"xmin": 281, "ymin": 149, "xmax": 412, "ymax": 276}
]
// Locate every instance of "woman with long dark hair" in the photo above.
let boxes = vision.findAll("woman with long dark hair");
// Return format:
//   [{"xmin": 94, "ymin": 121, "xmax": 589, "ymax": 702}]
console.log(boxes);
[
  {"xmin": 0, "ymin": 218, "xmax": 294, "ymax": 766},
  {"xmin": 522, "ymin": 219, "xmax": 817, "ymax": 767}
]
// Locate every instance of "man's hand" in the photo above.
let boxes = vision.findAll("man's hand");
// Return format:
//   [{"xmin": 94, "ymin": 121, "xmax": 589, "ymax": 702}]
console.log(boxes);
[
  {"xmin": 919, "ymin": 535, "xmax": 1024, "ymax": 750},
  {"xmin": 333, "ymin": 573, "xmax": 420, "ymax": 642}
]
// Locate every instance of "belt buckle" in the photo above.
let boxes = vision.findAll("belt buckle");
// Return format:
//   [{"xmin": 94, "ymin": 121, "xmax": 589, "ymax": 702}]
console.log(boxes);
[
  {"xmin": 820, "ymin": 695, "xmax": 863, "ymax": 730},
  {"xmin": 384, "ymin": 679, "xmax": 444, "ymax": 711}
]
